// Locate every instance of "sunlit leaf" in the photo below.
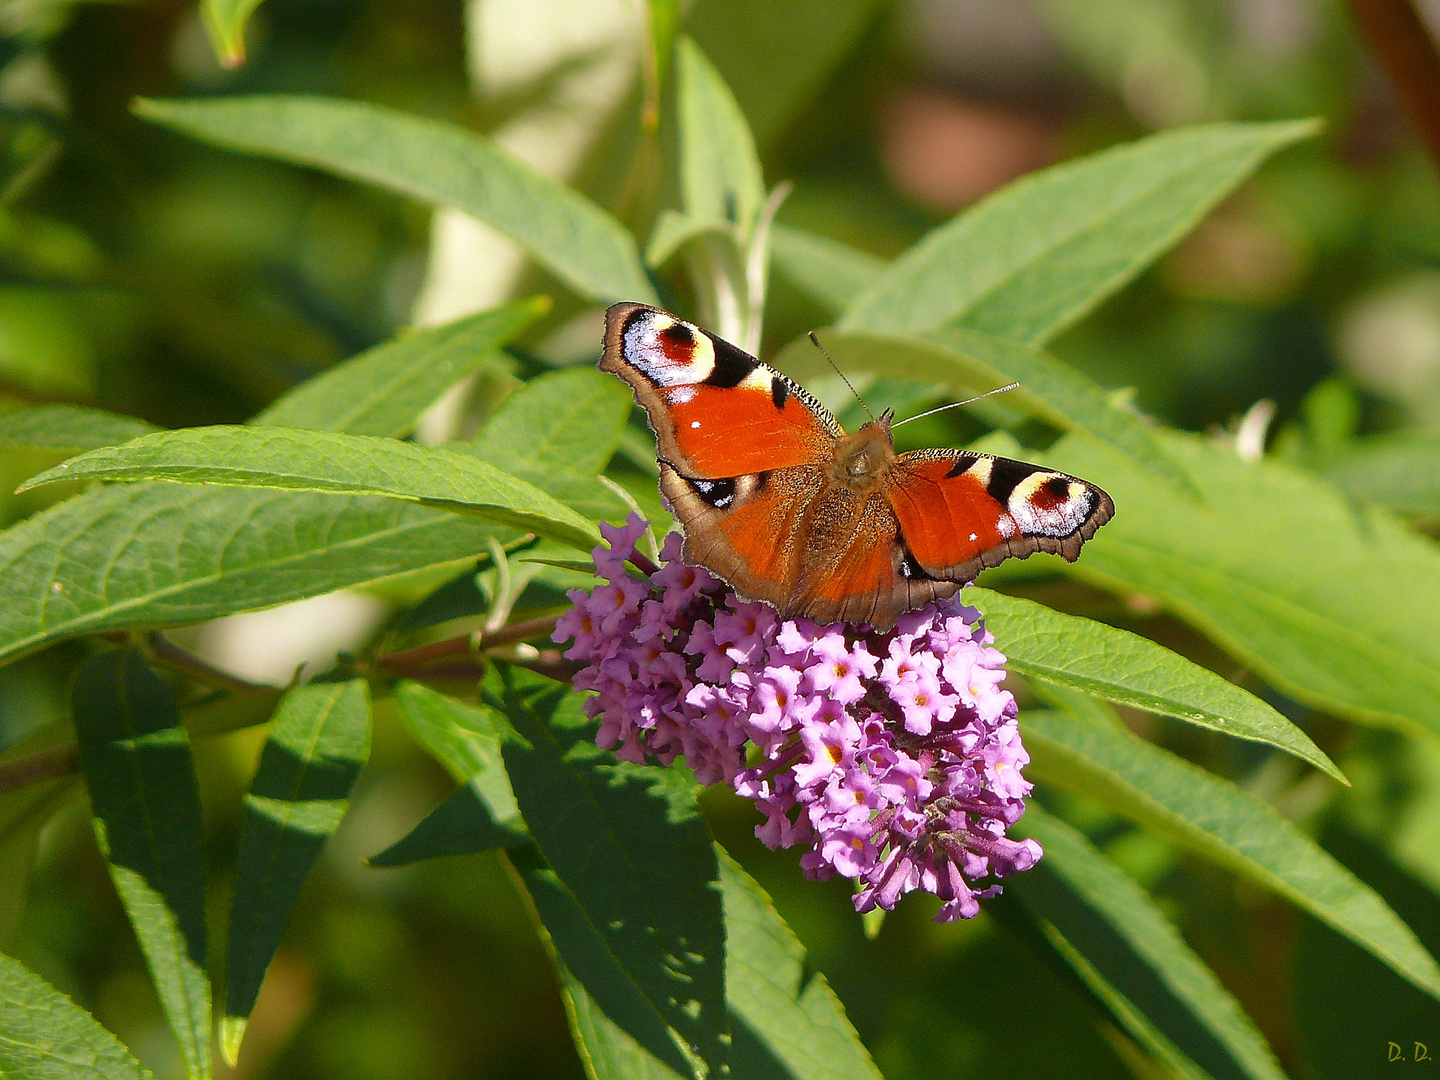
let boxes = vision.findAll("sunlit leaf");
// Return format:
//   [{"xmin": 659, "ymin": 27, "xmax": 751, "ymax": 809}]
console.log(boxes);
[
  {"xmin": 676, "ymin": 35, "xmax": 766, "ymax": 237},
  {"xmin": 0, "ymin": 951, "xmax": 155, "ymax": 1080},
  {"xmin": 969, "ymin": 587, "xmax": 1341, "ymax": 779},
  {"xmin": 134, "ymin": 96, "xmax": 658, "ymax": 306},
  {"xmin": 253, "ymin": 296, "xmax": 550, "ymax": 437},
  {"xmin": 22, "ymin": 426, "xmax": 601, "ymax": 552},
  {"xmin": 200, "ymin": 0, "xmax": 260, "ymax": 67},
  {"xmin": 222, "ymin": 678, "xmax": 370, "ymax": 1064},
  {"xmin": 768, "ymin": 223, "xmax": 884, "ymax": 316},
  {"xmin": 840, "ymin": 120, "xmax": 1319, "ymax": 344},
  {"xmin": 1044, "ymin": 428, "xmax": 1440, "ymax": 739},
  {"xmin": 1021, "ymin": 706, "xmax": 1440, "ymax": 1003},
  {"xmin": 72, "ymin": 649, "xmax": 210, "ymax": 1080},
  {"xmin": 0, "ymin": 486, "xmax": 507, "ymax": 668},
  {"xmin": 1323, "ymin": 432, "xmax": 1440, "ymax": 521}
]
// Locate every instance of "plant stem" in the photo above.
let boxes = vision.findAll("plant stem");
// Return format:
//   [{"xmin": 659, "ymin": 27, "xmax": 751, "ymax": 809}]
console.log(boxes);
[
  {"xmin": 0, "ymin": 744, "xmax": 79, "ymax": 796},
  {"xmin": 375, "ymin": 614, "xmax": 562, "ymax": 673}
]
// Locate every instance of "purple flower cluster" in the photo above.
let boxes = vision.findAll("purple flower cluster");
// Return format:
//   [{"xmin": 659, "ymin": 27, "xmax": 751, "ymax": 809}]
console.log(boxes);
[{"xmin": 553, "ymin": 515, "xmax": 1043, "ymax": 921}]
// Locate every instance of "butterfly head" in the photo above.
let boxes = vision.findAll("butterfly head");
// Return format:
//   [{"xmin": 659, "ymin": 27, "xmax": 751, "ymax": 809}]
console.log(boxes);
[{"xmin": 832, "ymin": 418, "xmax": 897, "ymax": 492}]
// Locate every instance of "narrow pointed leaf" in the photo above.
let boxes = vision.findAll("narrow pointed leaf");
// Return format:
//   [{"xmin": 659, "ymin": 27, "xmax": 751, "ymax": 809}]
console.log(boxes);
[
  {"xmin": 482, "ymin": 664, "xmax": 728, "ymax": 1077},
  {"xmin": 0, "ymin": 406, "xmax": 159, "ymax": 454},
  {"xmin": 0, "ymin": 485, "xmax": 508, "ymax": 668},
  {"xmin": 840, "ymin": 120, "xmax": 1318, "ymax": 343},
  {"xmin": 645, "ymin": 210, "xmax": 734, "ymax": 269},
  {"xmin": 73, "ymin": 649, "xmax": 210, "ymax": 1080},
  {"xmin": 368, "ymin": 784, "xmax": 529, "ymax": 866},
  {"xmin": 253, "ymin": 296, "xmax": 550, "ymax": 437},
  {"xmin": 771, "ymin": 327, "xmax": 1194, "ymax": 495},
  {"xmin": 133, "ymin": 96, "xmax": 657, "ymax": 305},
  {"xmin": 0, "ymin": 780, "xmax": 74, "ymax": 949},
  {"xmin": 768, "ymin": 224, "xmax": 885, "ymax": 316},
  {"xmin": 1021, "ymin": 706, "xmax": 1440, "ymax": 1003},
  {"xmin": 717, "ymin": 846, "xmax": 883, "ymax": 1080},
  {"xmin": 1013, "ymin": 806, "xmax": 1287, "ymax": 1080},
  {"xmin": 466, "ymin": 366, "xmax": 632, "ymax": 488},
  {"xmin": 676, "ymin": 36, "xmax": 766, "ymax": 236},
  {"xmin": 223, "ymin": 679, "xmax": 370, "ymax": 1061},
  {"xmin": 968, "ymin": 587, "xmax": 1341, "ymax": 780},
  {"xmin": 0, "ymin": 951, "xmax": 156, "ymax": 1080},
  {"xmin": 391, "ymin": 679, "xmax": 524, "ymax": 832},
  {"xmin": 1043, "ymin": 428, "xmax": 1440, "ymax": 739},
  {"xmin": 21, "ymin": 426, "xmax": 601, "ymax": 552}
]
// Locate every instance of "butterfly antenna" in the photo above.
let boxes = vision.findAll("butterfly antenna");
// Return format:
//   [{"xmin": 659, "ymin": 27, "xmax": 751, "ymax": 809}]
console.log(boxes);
[
  {"xmin": 808, "ymin": 331, "xmax": 874, "ymax": 423},
  {"xmin": 890, "ymin": 382, "xmax": 1021, "ymax": 429}
]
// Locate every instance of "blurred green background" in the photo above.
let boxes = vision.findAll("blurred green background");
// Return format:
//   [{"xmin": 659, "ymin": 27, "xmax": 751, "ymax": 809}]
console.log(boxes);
[{"xmin": 4, "ymin": 1, "xmax": 1440, "ymax": 1078}]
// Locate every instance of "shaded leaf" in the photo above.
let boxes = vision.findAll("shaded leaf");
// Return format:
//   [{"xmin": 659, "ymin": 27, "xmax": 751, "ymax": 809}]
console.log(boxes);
[
  {"xmin": 676, "ymin": 36, "xmax": 766, "ymax": 236},
  {"xmin": 1013, "ymin": 805, "xmax": 1286, "ymax": 1080},
  {"xmin": 772, "ymin": 326, "xmax": 1196, "ymax": 494},
  {"xmin": 483, "ymin": 664, "xmax": 728, "ymax": 1078},
  {"xmin": 253, "ymin": 296, "xmax": 550, "ymax": 437},
  {"xmin": 369, "ymin": 784, "xmax": 529, "ymax": 866},
  {"xmin": 1021, "ymin": 706, "xmax": 1440, "ymax": 1004},
  {"xmin": 22, "ymin": 426, "xmax": 601, "ymax": 552},
  {"xmin": 840, "ymin": 120, "xmax": 1318, "ymax": 344},
  {"xmin": 1044, "ymin": 428, "xmax": 1440, "ymax": 739},
  {"xmin": 718, "ymin": 846, "xmax": 882, "ymax": 1080},
  {"xmin": 134, "ymin": 96, "xmax": 657, "ymax": 306},
  {"xmin": 0, "ymin": 779, "xmax": 75, "ymax": 949},
  {"xmin": 645, "ymin": 210, "xmax": 732, "ymax": 269},
  {"xmin": 73, "ymin": 649, "xmax": 210, "ymax": 1080},
  {"xmin": 969, "ymin": 587, "xmax": 1341, "ymax": 779},
  {"xmin": 768, "ymin": 223, "xmax": 884, "ymax": 316},
  {"xmin": 0, "ymin": 485, "xmax": 507, "ymax": 668},
  {"xmin": 0, "ymin": 951, "xmax": 155, "ymax": 1080},
  {"xmin": 392, "ymin": 679, "xmax": 521, "ymax": 824},
  {"xmin": 0, "ymin": 405, "xmax": 159, "ymax": 454},
  {"xmin": 222, "ymin": 679, "xmax": 370, "ymax": 1062}
]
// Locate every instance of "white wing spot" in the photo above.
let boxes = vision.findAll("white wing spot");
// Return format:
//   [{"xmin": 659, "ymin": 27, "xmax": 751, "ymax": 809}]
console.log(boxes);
[
  {"xmin": 969, "ymin": 533, "xmax": 978, "ymax": 542},
  {"xmin": 690, "ymin": 420, "xmax": 701, "ymax": 428}
]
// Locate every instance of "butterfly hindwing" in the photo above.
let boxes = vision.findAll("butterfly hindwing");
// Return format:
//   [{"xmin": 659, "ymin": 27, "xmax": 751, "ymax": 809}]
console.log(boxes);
[
  {"xmin": 601, "ymin": 303, "xmax": 840, "ymax": 478},
  {"xmin": 885, "ymin": 450, "xmax": 1114, "ymax": 582}
]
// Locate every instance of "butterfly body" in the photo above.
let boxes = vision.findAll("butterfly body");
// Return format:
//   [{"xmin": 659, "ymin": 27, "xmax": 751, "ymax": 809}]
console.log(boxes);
[{"xmin": 601, "ymin": 302, "xmax": 1113, "ymax": 630}]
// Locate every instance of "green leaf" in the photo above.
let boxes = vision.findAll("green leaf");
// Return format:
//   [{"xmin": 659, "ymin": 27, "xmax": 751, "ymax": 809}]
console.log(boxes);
[
  {"xmin": 222, "ymin": 678, "xmax": 370, "ymax": 1063},
  {"xmin": 968, "ymin": 587, "xmax": 1342, "ymax": 780},
  {"xmin": 252, "ymin": 297, "xmax": 550, "ymax": 437},
  {"xmin": 839, "ymin": 120, "xmax": 1319, "ymax": 344},
  {"xmin": 133, "ymin": 96, "xmax": 658, "ymax": 306},
  {"xmin": 0, "ymin": 779, "xmax": 75, "ymax": 949},
  {"xmin": 771, "ymin": 327, "xmax": 1196, "ymax": 495},
  {"xmin": 717, "ymin": 846, "xmax": 882, "ymax": 1080},
  {"xmin": 483, "ymin": 664, "xmax": 728, "ymax": 1078},
  {"xmin": 1044, "ymin": 428, "xmax": 1440, "ymax": 740},
  {"xmin": 645, "ymin": 210, "xmax": 733, "ymax": 269},
  {"xmin": 467, "ymin": 366, "xmax": 632, "ymax": 489},
  {"xmin": 72, "ymin": 649, "xmax": 211, "ymax": 1080},
  {"xmin": 1020, "ymin": 706, "xmax": 1440, "ymax": 1004},
  {"xmin": 21, "ymin": 426, "xmax": 601, "ymax": 552},
  {"xmin": 1323, "ymin": 432, "xmax": 1440, "ymax": 521},
  {"xmin": 368, "ymin": 784, "xmax": 529, "ymax": 866},
  {"xmin": 0, "ymin": 951, "xmax": 156, "ymax": 1080},
  {"xmin": 1013, "ymin": 805, "xmax": 1286, "ymax": 1080},
  {"xmin": 391, "ymin": 680, "xmax": 523, "ymax": 826},
  {"xmin": 199, "ymin": 0, "xmax": 259, "ymax": 66},
  {"xmin": 0, "ymin": 485, "xmax": 508, "ymax": 668},
  {"xmin": 0, "ymin": 405, "xmax": 159, "ymax": 454},
  {"xmin": 768, "ymin": 223, "xmax": 885, "ymax": 316},
  {"xmin": 676, "ymin": 36, "xmax": 766, "ymax": 237},
  {"xmin": 685, "ymin": 0, "xmax": 883, "ymax": 148}
]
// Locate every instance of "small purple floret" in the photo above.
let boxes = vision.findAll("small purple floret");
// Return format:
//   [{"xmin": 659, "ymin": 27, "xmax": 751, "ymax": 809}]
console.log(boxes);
[{"xmin": 553, "ymin": 515, "xmax": 1043, "ymax": 922}]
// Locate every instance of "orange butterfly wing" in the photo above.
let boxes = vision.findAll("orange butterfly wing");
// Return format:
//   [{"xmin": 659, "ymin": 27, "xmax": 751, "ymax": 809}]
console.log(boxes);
[{"xmin": 884, "ymin": 451, "xmax": 1114, "ymax": 583}]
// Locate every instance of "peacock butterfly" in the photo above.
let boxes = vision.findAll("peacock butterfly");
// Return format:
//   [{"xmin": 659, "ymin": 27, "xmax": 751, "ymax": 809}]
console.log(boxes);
[{"xmin": 599, "ymin": 302, "xmax": 1114, "ymax": 630}]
